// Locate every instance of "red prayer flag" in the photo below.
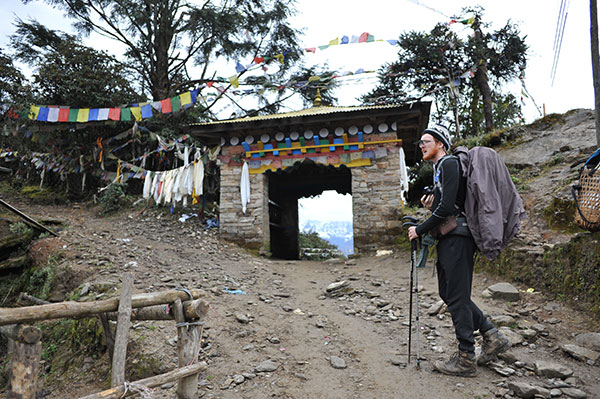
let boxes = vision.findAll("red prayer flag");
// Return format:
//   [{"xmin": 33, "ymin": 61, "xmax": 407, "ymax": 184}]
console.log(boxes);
[
  {"xmin": 359, "ymin": 32, "xmax": 369, "ymax": 43},
  {"xmin": 161, "ymin": 98, "xmax": 172, "ymax": 113},
  {"xmin": 207, "ymin": 81, "xmax": 215, "ymax": 88},
  {"xmin": 58, "ymin": 108, "xmax": 70, "ymax": 122},
  {"xmin": 108, "ymin": 108, "xmax": 121, "ymax": 121},
  {"xmin": 253, "ymin": 56, "xmax": 265, "ymax": 64}
]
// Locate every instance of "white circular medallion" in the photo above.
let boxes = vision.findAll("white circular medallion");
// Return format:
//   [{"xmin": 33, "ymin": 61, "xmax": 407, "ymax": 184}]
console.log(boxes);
[
  {"xmin": 303, "ymin": 130, "xmax": 314, "ymax": 139},
  {"xmin": 319, "ymin": 128, "xmax": 329, "ymax": 138},
  {"xmin": 220, "ymin": 137, "xmax": 225, "ymax": 146},
  {"xmin": 391, "ymin": 122, "xmax": 397, "ymax": 131},
  {"xmin": 290, "ymin": 131, "xmax": 299, "ymax": 140},
  {"xmin": 245, "ymin": 135, "xmax": 254, "ymax": 144},
  {"xmin": 230, "ymin": 136, "xmax": 239, "ymax": 146},
  {"xmin": 363, "ymin": 124, "xmax": 373, "ymax": 134},
  {"xmin": 275, "ymin": 132, "xmax": 285, "ymax": 141},
  {"xmin": 378, "ymin": 123, "xmax": 389, "ymax": 133},
  {"xmin": 260, "ymin": 134, "xmax": 270, "ymax": 143},
  {"xmin": 334, "ymin": 127, "xmax": 344, "ymax": 136},
  {"xmin": 348, "ymin": 126, "xmax": 358, "ymax": 135}
]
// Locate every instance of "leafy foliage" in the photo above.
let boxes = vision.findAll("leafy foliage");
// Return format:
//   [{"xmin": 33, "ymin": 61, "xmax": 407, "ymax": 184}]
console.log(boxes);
[
  {"xmin": 299, "ymin": 230, "xmax": 338, "ymax": 250},
  {"xmin": 98, "ymin": 182, "xmax": 129, "ymax": 215},
  {"xmin": 11, "ymin": 20, "xmax": 143, "ymax": 108},
  {"xmin": 30, "ymin": 0, "xmax": 305, "ymax": 100},
  {"xmin": 362, "ymin": 7, "xmax": 527, "ymax": 137}
]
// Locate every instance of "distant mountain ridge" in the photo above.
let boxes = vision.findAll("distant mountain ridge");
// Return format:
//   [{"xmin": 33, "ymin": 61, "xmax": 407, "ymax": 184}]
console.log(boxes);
[{"xmin": 300, "ymin": 220, "xmax": 353, "ymax": 255}]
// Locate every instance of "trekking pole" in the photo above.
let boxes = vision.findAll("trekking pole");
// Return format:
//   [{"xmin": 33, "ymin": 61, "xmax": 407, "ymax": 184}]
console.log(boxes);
[
  {"xmin": 402, "ymin": 216, "xmax": 419, "ymax": 366},
  {"xmin": 413, "ymin": 236, "xmax": 421, "ymax": 370}
]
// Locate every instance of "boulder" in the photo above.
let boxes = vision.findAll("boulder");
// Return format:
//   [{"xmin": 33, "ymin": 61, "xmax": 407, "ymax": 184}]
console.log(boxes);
[{"xmin": 485, "ymin": 282, "xmax": 520, "ymax": 301}]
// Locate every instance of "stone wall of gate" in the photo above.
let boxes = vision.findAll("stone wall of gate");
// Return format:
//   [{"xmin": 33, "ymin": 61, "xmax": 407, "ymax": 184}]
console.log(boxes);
[
  {"xmin": 219, "ymin": 158, "xmax": 269, "ymax": 251},
  {"xmin": 351, "ymin": 135, "xmax": 403, "ymax": 253}
]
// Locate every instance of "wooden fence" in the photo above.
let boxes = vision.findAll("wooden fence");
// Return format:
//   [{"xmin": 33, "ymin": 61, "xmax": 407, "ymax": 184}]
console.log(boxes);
[{"xmin": 0, "ymin": 273, "xmax": 209, "ymax": 399}]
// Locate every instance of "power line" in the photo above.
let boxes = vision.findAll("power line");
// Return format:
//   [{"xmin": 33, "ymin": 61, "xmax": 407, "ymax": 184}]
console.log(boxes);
[{"xmin": 550, "ymin": 0, "xmax": 570, "ymax": 85}]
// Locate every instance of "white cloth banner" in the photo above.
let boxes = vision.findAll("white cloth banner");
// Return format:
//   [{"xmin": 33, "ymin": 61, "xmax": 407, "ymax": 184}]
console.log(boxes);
[{"xmin": 240, "ymin": 162, "xmax": 250, "ymax": 214}]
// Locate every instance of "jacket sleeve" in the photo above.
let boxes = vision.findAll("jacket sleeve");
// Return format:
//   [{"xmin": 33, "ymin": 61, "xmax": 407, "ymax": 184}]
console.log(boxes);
[{"xmin": 416, "ymin": 157, "xmax": 460, "ymax": 236}]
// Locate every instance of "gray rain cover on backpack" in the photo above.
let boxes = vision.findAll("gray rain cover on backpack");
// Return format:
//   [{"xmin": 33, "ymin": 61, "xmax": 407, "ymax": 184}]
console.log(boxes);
[{"xmin": 454, "ymin": 146, "xmax": 527, "ymax": 260}]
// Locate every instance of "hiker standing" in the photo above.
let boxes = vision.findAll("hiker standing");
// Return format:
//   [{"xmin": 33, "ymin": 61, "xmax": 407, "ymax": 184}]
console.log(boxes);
[{"xmin": 407, "ymin": 125, "xmax": 510, "ymax": 377}]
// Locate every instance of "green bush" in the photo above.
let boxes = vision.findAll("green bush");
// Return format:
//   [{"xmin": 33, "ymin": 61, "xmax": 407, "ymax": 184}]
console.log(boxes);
[{"xmin": 98, "ymin": 182, "xmax": 128, "ymax": 215}]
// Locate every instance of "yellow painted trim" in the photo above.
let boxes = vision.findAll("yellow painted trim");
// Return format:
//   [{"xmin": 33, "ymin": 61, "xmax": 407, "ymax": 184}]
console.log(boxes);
[{"xmin": 248, "ymin": 157, "xmax": 372, "ymax": 174}]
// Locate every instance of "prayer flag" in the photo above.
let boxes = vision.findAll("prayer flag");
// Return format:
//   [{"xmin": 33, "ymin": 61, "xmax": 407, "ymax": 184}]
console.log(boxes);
[
  {"xmin": 328, "ymin": 37, "xmax": 339, "ymax": 46},
  {"xmin": 228, "ymin": 75, "xmax": 239, "ymax": 88},
  {"xmin": 151, "ymin": 101, "xmax": 161, "ymax": 112},
  {"xmin": 386, "ymin": 39, "xmax": 398, "ymax": 45},
  {"xmin": 351, "ymin": 35, "xmax": 359, "ymax": 43},
  {"xmin": 97, "ymin": 108, "xmax": 109, "ymax": 120},
  {"xmin": 161, "ymin": 98, "xmax": 172, "ymax": 113},
  {"xmin": 318, "ymin": 45, "xmax": 329, "ymax": 50},
  {"xmin": 171, "ymin": 96, "xmax": 181, "ymax": 112},
  {"xmin": 274, "ymin": 53, "xmax": 284, "ymax": 64},
  {"xmin": 190, "ymin": 88, "xmax": 199, "ymax": 104},
  {"xmin": 235, "ymin": 62, "xmax": 246, "ymax": 73},
  {"xmin": 308, "ymin": 76, "xmax": 320, "ymax": 82},
  {"xmin": 29, "ymin": 105, "xmax": 40, "ymax": 120},
  {"xmin": 77, "ymin": 108, "xmax": 89, "ymax": 122},
  {"xmin": 130, "ymin": 106, "xmax": 142, "ymax": 121},
  {"xmin": 87, "ymin": 108, "xmax": 98, "ymax": 121},
  {"xmin": 121, "ymin": 107, "xmax": 132, "ymax": 121},
  {"xmin": 367, "ymin": 34, "xmax": 375, "ymax": 42},
  {"xmin": 108, "ymin": 108, "xmax": 121, "ymax": 121},
  {"xmin": 141, "ymin": 104, "xmax": 153, "ymax": 118},
  {"xmin": 180, "ymin": 91, "xmax": 192, "ymax": 105},
  {"xmin": 37, "ymin": 107, "xmax": 49, "ymax": 121},
  {"xmin": 58, "ymin": 108, "xmax": 70, "ymax": 122},
  {"xmin": 47, "ymin": 107, "xmax": 59, "ymax": 122},
  {"xmin": 68, "ymin": 108, "xmax": 79, "ymax": 122},
  {"xmin": 253, "ymin": 56, "xmax": 265, "ymax": 64},
  {"xmin": 341, "ymin": 35, "xmax": 349, "ymax": 44},
  {"xmin": 358, "ymin": 32, "xmax": 369, "ymax": 43},
  {"xmin": 206, "ymin": 81, "xmax": 215, "ymax": 88}
]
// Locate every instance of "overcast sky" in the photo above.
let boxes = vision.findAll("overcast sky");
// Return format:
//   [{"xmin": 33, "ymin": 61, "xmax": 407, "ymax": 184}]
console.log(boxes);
[{"xmin": 1, "ymin": 0, "xmax": 596, "ymax": 222}]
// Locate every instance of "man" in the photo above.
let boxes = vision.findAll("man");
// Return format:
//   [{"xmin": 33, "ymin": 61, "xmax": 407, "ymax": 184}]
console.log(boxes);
[{"xmin": 407, "ymin": 125, "xmax": 510, "ymax": 377}]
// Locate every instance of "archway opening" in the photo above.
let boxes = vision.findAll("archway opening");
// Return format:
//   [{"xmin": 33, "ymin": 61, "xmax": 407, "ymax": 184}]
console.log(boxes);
[
  {"xmin": 299, "ymin": 190, "xmax": 354, "ymax": 259},
  {"xmin": 266, "ymin": 159, "xmax": 351, "ymax": 260}
]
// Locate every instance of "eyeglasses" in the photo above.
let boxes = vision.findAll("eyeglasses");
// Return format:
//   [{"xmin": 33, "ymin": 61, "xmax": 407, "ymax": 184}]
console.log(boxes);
[{"xmin": 417, "ymin": 139, "xmax": 434, "ymax": 147}]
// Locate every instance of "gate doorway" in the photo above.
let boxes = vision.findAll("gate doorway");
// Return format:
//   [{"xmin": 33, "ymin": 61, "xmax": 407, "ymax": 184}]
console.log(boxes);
[{"xmin": 267, "ymin": 159, "xmax": 351, "ymax": 260}]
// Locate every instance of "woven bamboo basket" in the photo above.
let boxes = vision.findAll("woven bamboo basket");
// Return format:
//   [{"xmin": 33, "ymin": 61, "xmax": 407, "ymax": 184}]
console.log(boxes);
[{"xmin": 573, "ymin": 167, "xmax": 600, "ymax": 231}]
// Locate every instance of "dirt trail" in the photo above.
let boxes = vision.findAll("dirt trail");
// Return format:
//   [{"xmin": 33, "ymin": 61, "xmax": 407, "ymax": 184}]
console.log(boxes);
[{"xmin": 1, "ymin": 199, "xmax": 600, "ymax": 399}]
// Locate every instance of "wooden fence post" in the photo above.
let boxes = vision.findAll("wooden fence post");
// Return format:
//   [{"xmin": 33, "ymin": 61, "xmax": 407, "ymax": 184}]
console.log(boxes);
[
  {"xmin": 0, "ymin": 324, "xmax": 42, "ymax": 399},
  {"xmin": 111, "ymin": 273, "xmax": 133, "ymax": 387},
  {"xmin": 173, "ymin": 299, "xmax": 203, "ymax": 399}
]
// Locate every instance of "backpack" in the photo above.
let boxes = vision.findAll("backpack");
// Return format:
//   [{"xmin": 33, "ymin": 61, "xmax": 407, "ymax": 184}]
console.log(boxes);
[{"xmin": 451, "ymin": 146, "xmax": 527, "ymax": 260}]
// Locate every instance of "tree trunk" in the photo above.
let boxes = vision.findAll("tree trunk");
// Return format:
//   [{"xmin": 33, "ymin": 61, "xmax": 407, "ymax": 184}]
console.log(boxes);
[
  {"xmin": 1, "ymin": 324, "xmax": 42, "ymax": 399},
  {"xmin": 591, "ymin": 0, "xmax": 600, "ymax": 146},
  {"xmin": 0, "ymin": 289, "xmax": 206, "ymax": 326},
  {"xmin": 111, "ymin": 274, "xmax": 133, "ymax": 387},
  {"xmin": 472, "ymin": 18, "xmax": 495, "ymax": 132}
]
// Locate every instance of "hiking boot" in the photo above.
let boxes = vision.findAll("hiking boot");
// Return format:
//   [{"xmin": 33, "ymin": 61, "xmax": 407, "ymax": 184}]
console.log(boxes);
[
  {"xmin": 477, "ymin": 328, "xmax": 511, "ymax": 365},
  {"xmin": 433, "ymin": 351, "xmax": 477, "ymax": 377}
]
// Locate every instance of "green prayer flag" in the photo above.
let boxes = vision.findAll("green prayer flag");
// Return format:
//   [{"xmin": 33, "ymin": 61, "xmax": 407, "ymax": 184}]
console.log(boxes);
[
  {"xmin": 121, "ymin": 108, "xmax": 131, "ymax": 121},
  {"xmin": 171, "ymin": 96, "xmax": 181, "ymax": 112},
  {"xmin": 68, "ymin": 109, "xmax": 79, "ymax": 122}
]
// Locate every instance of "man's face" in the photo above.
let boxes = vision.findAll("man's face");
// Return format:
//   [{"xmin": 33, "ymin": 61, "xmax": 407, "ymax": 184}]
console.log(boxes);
[{"xmin": 419, "ymin": 133, "xmax": 440, "ymax": 161}]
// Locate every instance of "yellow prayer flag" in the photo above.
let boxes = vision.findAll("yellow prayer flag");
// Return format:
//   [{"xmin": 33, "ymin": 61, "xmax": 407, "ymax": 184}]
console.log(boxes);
[
  {"xmin": 228, "ymin": 75, "xmax": 239, "ymax": 88},
  {"xmin": 274, "ymin": 53, "xmax": 284, "ymax": 64},
  {"xmin": 328, "ymin": 37, "xmax": 340, "ymax": 46},
  {"xmin": 308, "ymin": 76, "xmax": 320, "ymax": 82},
  {"xmin": 77, "ymin": 108, "xmax": 90, "ymax": 122},
  {"xmin": 179, "ymin": 91, "xmax": 192, "ymax": 105},
  {"xmin": 29, "ymin": 105, "xmax": 40, "ymax": 120},
  {"xmin": 130, "ymin": 106, "xmax": 142, "ymax": 121},
  {"xmin": 467, "ymin": 17, "xmax": 475, "ymax": 25}
]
